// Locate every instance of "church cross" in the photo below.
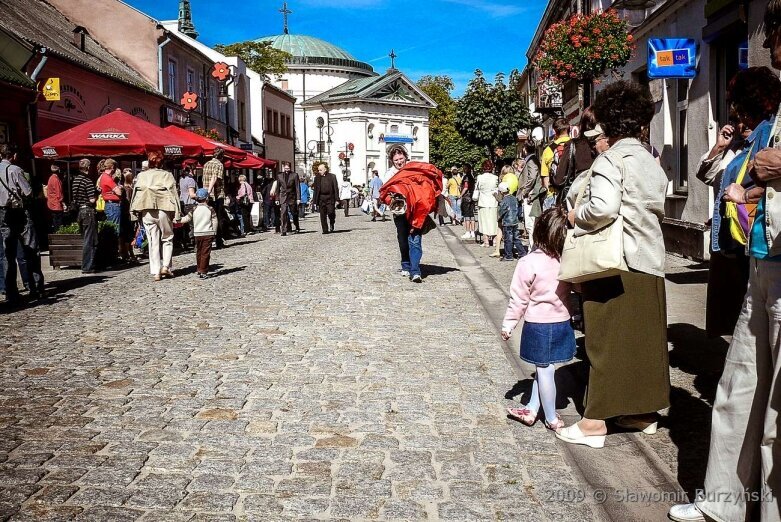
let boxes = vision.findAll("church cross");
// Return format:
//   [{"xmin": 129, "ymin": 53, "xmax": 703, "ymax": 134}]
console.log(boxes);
[
  {"xmin": 389, "ymin": 49, "xmax": 397, "ymax": 70},
  {"xmin": 280, "ymin": 2, "xmax": 292, "ymax": 34}
]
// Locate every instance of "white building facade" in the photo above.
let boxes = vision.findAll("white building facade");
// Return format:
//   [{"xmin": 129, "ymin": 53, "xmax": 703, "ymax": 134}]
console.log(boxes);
[{"xmin": 253, "ymin": 34, "xmax": 434, "ymax": 184}]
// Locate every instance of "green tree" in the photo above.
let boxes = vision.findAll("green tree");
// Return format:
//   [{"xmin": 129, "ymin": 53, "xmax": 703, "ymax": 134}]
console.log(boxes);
[
  {"xmin": 213, "ymin": 41, "xmax": 291, "ymax": 80},
  {"xmin": 456, "ymin": 69, "xmax": 534, "ymax": 164},
  {"xmin": 417, "ymin": 75, "xmax": 484, "ymax": 171}
]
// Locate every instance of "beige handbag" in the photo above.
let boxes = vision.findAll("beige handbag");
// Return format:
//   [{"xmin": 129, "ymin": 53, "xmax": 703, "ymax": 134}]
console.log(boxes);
[{"xmin": 558, "ymin": 153, "xmax": 628, "ymax": 283}]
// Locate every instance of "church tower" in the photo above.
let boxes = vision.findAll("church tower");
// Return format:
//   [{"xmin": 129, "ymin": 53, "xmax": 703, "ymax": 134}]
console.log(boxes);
[{"xmin": 178, "ymin": 0, "xmax": 198, "ymax": 39}]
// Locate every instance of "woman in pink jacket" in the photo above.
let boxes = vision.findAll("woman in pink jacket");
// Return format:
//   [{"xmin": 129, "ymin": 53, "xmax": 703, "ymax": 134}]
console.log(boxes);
[{"xmin": 502, "ymin": 207, "xmax": 574, "ymax": 432}]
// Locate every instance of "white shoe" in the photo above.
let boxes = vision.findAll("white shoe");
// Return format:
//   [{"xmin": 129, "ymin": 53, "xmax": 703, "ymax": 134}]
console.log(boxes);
[
  {"xmin": 411, "ymin": 274, "xmax": 422, "ymax": 283},
  {"xmin": 461, "ymin": 232, "xmax": 471, "ymax": 239},
  {"xmin": 555, "ymin": 424, "xmax": 605, "ymax": 449},
  {"xmin": 615, "ymin": 416, "xmax": 658, "ymax": 434},
  {"xmin": 668, "ymin": 503, "xmax": 705, "ymax": 522},
  {"xmin": 399, "ymin": 270, "xmax": 410, "ymax": 277},
  {"xmin": 469, "ymin": 231, "xmax": 475, "ymax": 238}
]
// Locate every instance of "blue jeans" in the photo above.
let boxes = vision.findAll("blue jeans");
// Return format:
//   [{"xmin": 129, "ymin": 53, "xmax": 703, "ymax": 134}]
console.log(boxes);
[
  {"xmin": 394, "ymin": 214, "xmax": 422, "ymax": 277},
  {"xmin": 1, "ymin": 208, "xmax": 43, "ymax": 298},
  {"xmin": 78, "ymin": 207, "xmax": 98, "ymax": 271},
  {"xmin": 449, "ymin": 196, "xmax": 461, "ymax": 221},
  {"xmin": 104, "ymin": 201, "xmax": 121, "ymax": 229},
  {"xmin": 503, "ymin": 224, "xmax": 527, "ymax": 259}
]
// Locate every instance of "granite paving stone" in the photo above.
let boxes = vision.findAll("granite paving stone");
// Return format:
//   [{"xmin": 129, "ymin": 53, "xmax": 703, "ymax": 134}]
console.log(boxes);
[{"xmin": 0, "ymin": 214, "xmax": 593, "ymax": 520}]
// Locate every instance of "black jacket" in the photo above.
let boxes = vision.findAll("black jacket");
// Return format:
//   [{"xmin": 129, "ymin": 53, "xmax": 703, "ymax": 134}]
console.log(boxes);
[
  {"xmin": 276, "ymin": 171, "xmax": 301, "ymax": 204},
  {"xmin": 313, "ymin": 173, "xmax": 339, "ymax": 205}
]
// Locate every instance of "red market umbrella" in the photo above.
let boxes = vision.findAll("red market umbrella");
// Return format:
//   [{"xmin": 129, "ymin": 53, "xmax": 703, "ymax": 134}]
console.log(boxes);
[
  {"xmin": 231, "ymin": 153, "xmax": 277, "ymax": 169},
  {"xmin": 164, "ymin": 125, "xmax": 247, "ymax": 161},
  {"xmin": 32, "ymin": 109, "xmax": 203, "ymax": 159}
]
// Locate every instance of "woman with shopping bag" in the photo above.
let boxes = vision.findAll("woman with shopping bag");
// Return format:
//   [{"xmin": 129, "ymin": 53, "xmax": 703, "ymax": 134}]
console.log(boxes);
[{"xmin": 555, "ymin": 81, "xmax": 669, "ymax": 449}]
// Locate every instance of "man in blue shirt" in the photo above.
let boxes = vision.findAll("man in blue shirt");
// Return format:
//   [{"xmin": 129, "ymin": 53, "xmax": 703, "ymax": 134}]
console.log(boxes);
[
  {"xmin": 369, "ymin": 170, "xmax": 384, "ymax": 222},
  {"xmin": 299, "ymin": 177, "xmax": 310, "ymax": 217}
]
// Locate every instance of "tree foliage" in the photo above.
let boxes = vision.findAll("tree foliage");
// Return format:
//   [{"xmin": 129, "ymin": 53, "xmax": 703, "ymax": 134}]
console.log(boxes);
[
  {"xmin": 456, "ymin": 70, "xmax": 534, "ymax": 163},
  {"xmin": 417, "ymin": 75, "xmax": 484, "ymax": 170},
  {"xmin": 213, "ymin": 41, "xmax": 291, "ymax": 80}
]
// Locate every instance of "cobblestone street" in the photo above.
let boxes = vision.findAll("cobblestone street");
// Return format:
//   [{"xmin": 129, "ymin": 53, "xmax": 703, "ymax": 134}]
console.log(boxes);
[{"xmin": 0, "ymin": 214, "xmax": 603, "ymax": 521}]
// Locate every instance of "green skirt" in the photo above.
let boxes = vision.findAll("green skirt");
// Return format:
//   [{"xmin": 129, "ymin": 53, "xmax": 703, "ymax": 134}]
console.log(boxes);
[{"xmin": 581, "ymin": 270, "xmax": 670, "ymax": 420}]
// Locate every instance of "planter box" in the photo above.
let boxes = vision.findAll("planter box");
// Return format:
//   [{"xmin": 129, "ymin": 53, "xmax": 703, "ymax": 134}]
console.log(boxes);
[
  {"xmin": 48, "ymin": 233, "xmax": 82, "ymax": 268},
  {"xmin": 48, "ymin": 231, "xmax": 118, "ymax": 268}
]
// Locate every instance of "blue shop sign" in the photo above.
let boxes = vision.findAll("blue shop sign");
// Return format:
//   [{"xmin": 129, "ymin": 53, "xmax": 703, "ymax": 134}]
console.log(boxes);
[
  {"xmin": 384, "ymin": 134, "xmax": 414, "ymax": 143},
  {"xmin": 648, "ymin": 38, "xmax": 698, "ymax": 79}
]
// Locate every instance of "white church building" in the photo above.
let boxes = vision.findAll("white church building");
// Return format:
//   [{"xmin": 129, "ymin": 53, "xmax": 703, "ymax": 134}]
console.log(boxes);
[{"xmin": 254, "ymin": 25, "xmax": 435, "ymax": 185}]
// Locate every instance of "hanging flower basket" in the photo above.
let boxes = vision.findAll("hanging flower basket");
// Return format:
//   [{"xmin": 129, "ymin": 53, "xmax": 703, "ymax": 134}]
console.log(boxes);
[
  {"xmin": 534, "ymin": 9, "xmax": 634, "ymax": 85},
  {"xmin": 192, "ymin": 127, "xmax": 222, "ymax": 141}
]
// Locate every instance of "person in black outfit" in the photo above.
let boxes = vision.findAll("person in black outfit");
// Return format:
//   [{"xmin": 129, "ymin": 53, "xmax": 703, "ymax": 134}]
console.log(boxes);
[
  {"xmin": 72, "ymin": 158, "xmax": 98, "ymax": 273},
  {"xmin": 312, "ymin": 162, "xmax": 339, "ymax": 233},
  {"xmin": 275, "ymin": 164, "xmax": 301, "ymax": 236}
]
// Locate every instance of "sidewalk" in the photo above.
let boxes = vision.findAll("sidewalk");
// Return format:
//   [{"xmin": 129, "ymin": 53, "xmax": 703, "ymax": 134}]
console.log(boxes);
[{"xmin": 442, "ymin": 222, "xmax": 726, "ymax": 503}]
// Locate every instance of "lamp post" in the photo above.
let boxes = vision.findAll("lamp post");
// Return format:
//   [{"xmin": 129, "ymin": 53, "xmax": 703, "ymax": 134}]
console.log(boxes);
[
  {"xmin": 211, "ymin": 61, "xmax": 234, "ymax": 144},
  {"xmin": 316, "ymin": 117, "xmax": 324, "ymax": 162},
  {"xmin": 338, "ymin": 142, "xmax": 354, "ymax": 177}
]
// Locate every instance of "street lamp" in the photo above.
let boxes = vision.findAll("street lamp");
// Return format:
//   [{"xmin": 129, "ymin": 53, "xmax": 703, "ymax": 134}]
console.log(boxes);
[
  {"xmin": 338, "ymin": 142, "xmax": 354, "ymax": 175},
  {"xmin": 316, "ymin": 117, "xmax": 324, "ymax": 162}
]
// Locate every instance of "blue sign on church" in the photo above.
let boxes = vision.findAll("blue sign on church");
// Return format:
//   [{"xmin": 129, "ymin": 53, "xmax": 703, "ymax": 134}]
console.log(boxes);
[{"xmin": 648, "ymin": 38, "xmax": 698, "ymax": 79}]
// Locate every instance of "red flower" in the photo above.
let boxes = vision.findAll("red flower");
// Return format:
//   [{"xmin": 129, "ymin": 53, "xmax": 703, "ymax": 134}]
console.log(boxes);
[
  {"xmin": 180, "ymin": 91, "xmax": 198, "ymax": 111},
  {"xmin": 627, "ymin": 34, "xmax": 633, "ymax": 41}
]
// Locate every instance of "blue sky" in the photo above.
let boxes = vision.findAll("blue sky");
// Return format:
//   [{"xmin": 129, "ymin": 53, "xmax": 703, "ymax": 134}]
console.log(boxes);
[{"xmin": 123, "ymin": 0, "xmax": 548, "ymax": 96}]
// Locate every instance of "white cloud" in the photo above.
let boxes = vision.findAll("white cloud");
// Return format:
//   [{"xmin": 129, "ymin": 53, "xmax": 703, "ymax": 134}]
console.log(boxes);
[{"xmin": 439, "ymin": 0, "xmax": 527, "ymax": 17}]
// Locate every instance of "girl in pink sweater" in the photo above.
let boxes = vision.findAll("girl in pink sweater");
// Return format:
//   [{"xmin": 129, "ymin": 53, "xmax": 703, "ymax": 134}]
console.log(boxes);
[{"xmin": 502, "ymin": 207, "xmax": 575, "ymax": 431}]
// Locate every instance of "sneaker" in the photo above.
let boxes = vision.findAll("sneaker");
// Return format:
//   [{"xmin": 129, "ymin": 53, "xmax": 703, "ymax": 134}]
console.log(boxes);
[
  {"xmin": 500, "ymin": 257, "xmax": 515, "ymax": 262},
  {"xmin": 461, "ymin": 232, "xmax": 471, "ymax": 239},
  {"xmin": 668, "ymin": 503, "xmax": 706, "ymax": 522},
  {"xmin": 399, "ymin": 270, "xmax": 411, "ymax": 277},
  {"xmin": 411, "ymin": 274, "xmax": 422, "ymax": 283}
]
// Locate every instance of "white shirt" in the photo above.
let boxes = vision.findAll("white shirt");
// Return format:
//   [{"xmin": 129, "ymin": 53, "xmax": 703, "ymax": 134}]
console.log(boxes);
[{"xmin": 381, "ymin": 166, "xmax": 398, "ymax": 185}]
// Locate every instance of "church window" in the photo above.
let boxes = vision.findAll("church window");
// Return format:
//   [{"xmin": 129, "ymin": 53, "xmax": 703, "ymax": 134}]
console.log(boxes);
[{"xmin": 390, "ymin": 124, "xmax": 399, "ymax": 133}]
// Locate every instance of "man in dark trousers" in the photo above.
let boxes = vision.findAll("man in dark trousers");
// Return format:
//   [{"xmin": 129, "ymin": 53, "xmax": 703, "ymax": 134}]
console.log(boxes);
[
  {"xmin": 313, "ymin": 162, "xmax": 339, "ymax": 233},
  {"xmin": 275, "ymin": 163, "xmax": 301, "ymax": 236}
]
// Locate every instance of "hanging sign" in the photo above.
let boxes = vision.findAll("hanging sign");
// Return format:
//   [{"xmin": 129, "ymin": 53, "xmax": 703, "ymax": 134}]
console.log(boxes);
[
  {"xmin": 648, "ymin": 38, "xmax": 698, "ymax": 79},
  {"xmin": 42, "ymin": 78, "xmax": 60, "ymax": 101}
]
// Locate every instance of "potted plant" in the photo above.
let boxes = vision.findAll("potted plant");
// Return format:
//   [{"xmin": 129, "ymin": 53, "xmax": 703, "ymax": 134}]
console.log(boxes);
[
  {"xmin": 534, "ymin": 9, "xmax": 634, "ymax": 85},
  {"xmin": 48, "ymin": 221, "xmax": 118, "ymax": 268}
]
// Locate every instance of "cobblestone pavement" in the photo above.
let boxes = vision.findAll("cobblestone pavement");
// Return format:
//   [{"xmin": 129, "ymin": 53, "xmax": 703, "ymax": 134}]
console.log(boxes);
[
  {"xmin": 451, "ymin": 223, "xmax": 723, "ymax": 501},
  {"xmin": 0, "ymin": 214, "xmax": 604, "ymax": 521}
]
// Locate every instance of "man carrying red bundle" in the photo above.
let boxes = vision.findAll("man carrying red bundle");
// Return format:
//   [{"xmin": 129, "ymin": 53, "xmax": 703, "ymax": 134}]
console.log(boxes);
[{"xmin": 379, "ymin": 147, "xmax": 442, "ymax": 283}]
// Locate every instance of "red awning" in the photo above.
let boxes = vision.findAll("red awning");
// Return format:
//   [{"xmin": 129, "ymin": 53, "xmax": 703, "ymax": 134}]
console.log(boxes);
[
  {"xmin": 164, "ymin": 125, "xmax": 247, "ymax": 161},
  {"xmin": 32, "ymin": 109, "xmax": 203, "ymax": 159},
  {"xmin": 232, "ymin": 153, "xmax": 277, "ymax": 169}
]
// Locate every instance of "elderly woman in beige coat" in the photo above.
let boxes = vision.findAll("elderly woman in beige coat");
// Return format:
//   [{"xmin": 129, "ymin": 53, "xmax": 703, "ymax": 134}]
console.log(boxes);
[
  {"xmin": 556, "ymin": 81, "xmax": 669, "ymax": 449},
  {"xmin": 130, "ymin": 151, "xmax": 180, "ymax": 281}
]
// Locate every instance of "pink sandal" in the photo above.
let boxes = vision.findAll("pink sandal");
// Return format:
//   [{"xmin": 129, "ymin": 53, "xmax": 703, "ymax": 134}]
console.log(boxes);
[
  {"xmin": 507, "ymin": 407, "xmax": 538, "ymax": 426},
  {"xmin": 543, "ymin": 414, "xmax": 565, "ymax": 431}
]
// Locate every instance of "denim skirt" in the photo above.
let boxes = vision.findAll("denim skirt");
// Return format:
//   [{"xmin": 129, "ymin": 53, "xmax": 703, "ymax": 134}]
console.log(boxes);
[{"xmin": 519, "ymin": 320, "xmax": 576, "ymax": 366}]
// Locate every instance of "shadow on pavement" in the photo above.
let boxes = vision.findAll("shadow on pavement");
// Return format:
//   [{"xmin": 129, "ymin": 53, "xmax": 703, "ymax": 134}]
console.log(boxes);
[
  {"xmin": 666, "ymin": 270, "xmax": 709, "ymax": 285},
  {"xmin": 666, "ymin": 322, "xmax": 729, "ymax": 499},
  {"xmin": 328, "ymin": 229, "xmax": 352, "ymax": 234},
  {"xmin": 420, "ymin": 264, "xmax": 460, "ymax": 278}
]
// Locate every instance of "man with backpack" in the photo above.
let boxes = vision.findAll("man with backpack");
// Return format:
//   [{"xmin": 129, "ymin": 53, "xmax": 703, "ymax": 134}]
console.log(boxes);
[{"xmin": 540, "ymin": 118, "xmax": 571, "ymax": 210}]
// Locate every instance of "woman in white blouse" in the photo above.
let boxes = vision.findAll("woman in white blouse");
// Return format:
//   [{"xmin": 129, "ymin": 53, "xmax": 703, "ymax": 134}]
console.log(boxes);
[{"xmin": 475, "ymin": 159, "xmax": 499, "ymax": 247}]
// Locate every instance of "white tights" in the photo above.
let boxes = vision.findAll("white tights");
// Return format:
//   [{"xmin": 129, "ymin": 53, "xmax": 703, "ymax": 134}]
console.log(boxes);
[{"xmin": 525, "ymin": 364, "xmax": 557, "ymax": 423}]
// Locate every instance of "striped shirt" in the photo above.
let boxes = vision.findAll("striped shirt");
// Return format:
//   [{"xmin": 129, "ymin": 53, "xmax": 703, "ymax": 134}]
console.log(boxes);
[{"xmin": 72, "ymin": 173, "xmax": 96, "ymax": 207}]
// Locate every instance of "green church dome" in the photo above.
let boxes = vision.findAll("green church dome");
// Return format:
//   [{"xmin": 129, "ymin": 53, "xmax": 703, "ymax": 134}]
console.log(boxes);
[{"xmin": 254, "ymin": 34, "xmax": 374, "ymax": 74}]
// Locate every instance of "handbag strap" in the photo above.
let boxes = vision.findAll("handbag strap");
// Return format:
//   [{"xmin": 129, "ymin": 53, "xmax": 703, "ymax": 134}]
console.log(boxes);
[{"xmin": 573, "ymin": 149, "xmax": 626, "ymax": 208}]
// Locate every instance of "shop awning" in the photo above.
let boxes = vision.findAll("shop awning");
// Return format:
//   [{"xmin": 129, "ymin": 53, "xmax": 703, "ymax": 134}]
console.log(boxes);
[
  {"xmin": 231, "ymin": 153, "xmax": 277, "ymax": 169},
  {"xmin": 164, "ymin": 125, "xmax": 247, "ymax": 161},
  {"xmin": 32, "ymin": 109, "xmax": 203, "ymax": 158}
]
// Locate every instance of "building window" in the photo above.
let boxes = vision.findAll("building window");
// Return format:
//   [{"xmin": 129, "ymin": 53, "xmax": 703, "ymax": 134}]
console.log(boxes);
[
  {"xmin": 273, "ymin": 111, "xmax": 279, "ymax": 134},
  {"xmin": 390, "ymin": 124, "xmax": 399, "ymax": 133},
  {"xmin": 675, "ymin": 79, "xmax": 689, "ymax": 194},
  {"xmin": 209, "ymin": 81, "xmax": 218, "ymax": 120},
  {"xmin": 281, "ymin": 79, "xmax": 289, "ymax": 91},
  {"xmin": 167, "ymin": 59, "xmax": 177, "ymax": 100},
  {"xmin": 285, "ymin": 115, "xmax": 291, "ymax": 138},
  {"xmin": 186, "ymin": 68, "xmax": 195, "ymax": 92},
  {"xmin": 266, "ymin": 109, "xmax": 273, "ymax": 133}
]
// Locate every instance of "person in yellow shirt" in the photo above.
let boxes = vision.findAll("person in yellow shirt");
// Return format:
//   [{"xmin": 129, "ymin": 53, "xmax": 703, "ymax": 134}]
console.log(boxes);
[
  {"xmin": 447, "ymin": 166, "xmax": 462, "ymax": 224},
  {"xmin": 541, "ymin": 118, "xmax": 571, "ymax": 209}
]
